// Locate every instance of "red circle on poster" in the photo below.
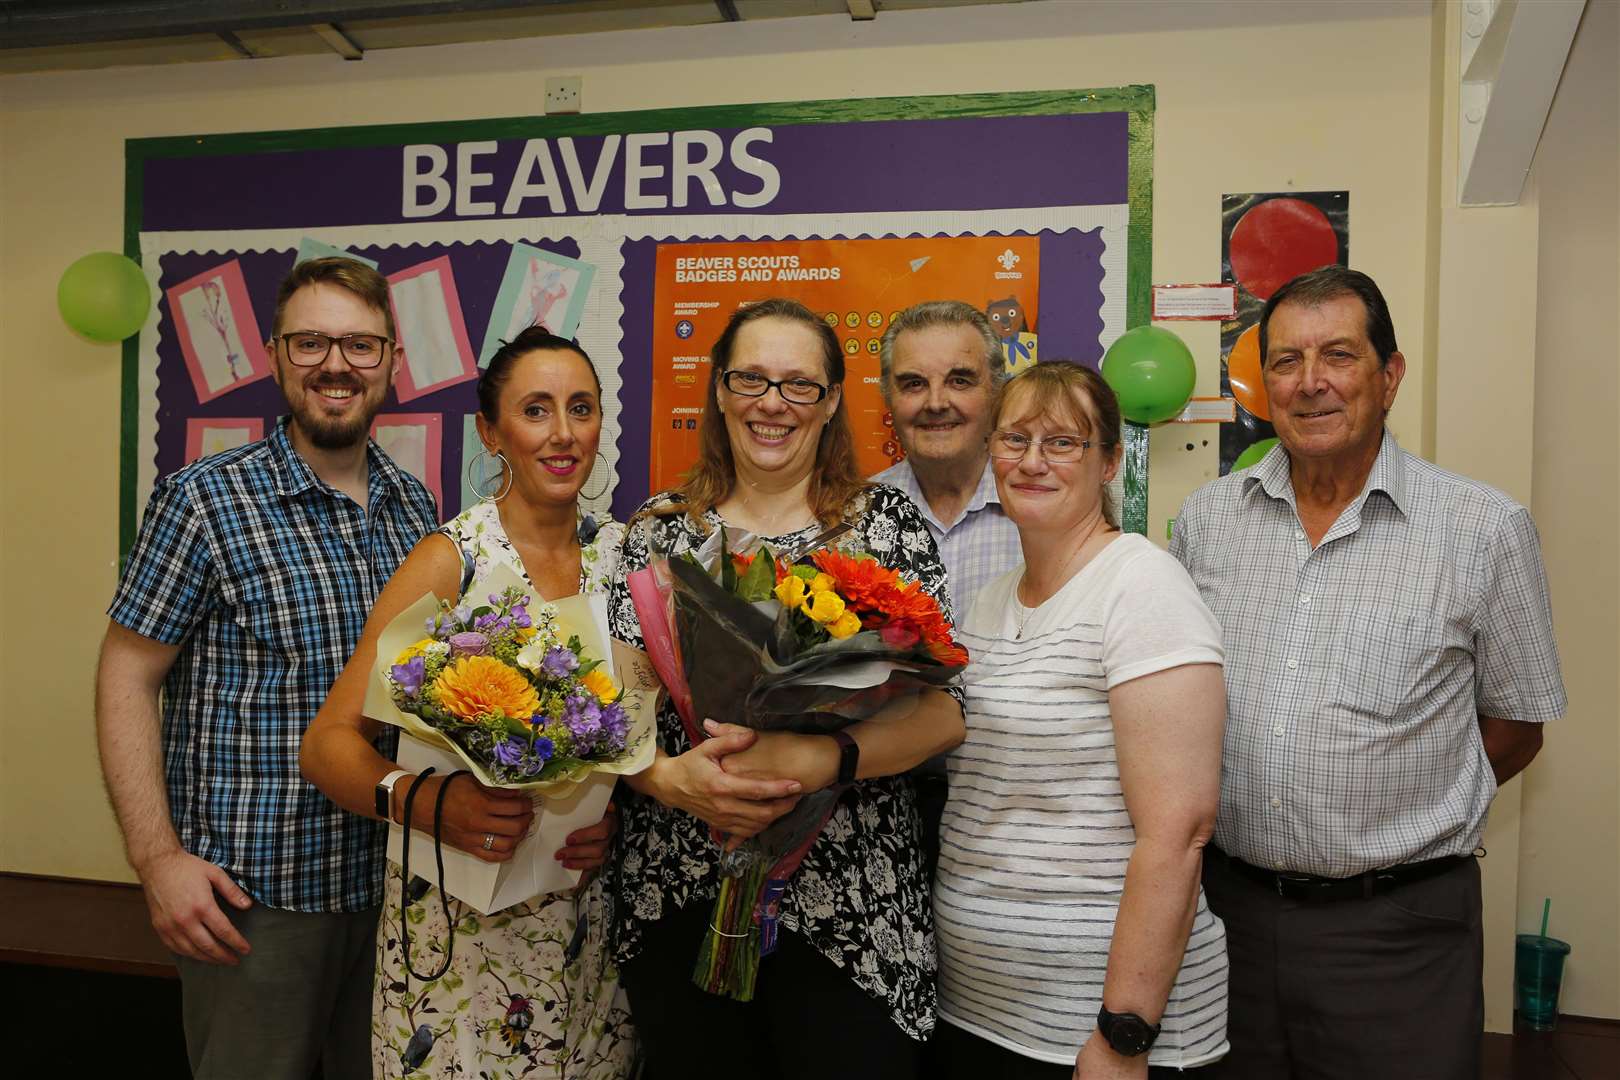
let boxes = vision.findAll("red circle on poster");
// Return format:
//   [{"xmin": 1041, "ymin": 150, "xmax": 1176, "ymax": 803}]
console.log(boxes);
[{"xmin": 1229, "ymin": 198, "xmax": 1339, "ymax": 300}]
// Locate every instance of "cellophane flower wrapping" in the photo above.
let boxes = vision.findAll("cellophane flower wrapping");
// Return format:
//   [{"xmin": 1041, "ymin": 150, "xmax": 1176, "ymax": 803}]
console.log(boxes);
[{"xmin": 626, "ymin": 526, "xmax": 966, "ymax": 999}]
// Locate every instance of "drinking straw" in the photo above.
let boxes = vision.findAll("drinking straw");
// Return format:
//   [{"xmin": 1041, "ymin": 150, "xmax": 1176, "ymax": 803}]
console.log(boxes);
[{"xmin": 1539, "ymin": 898, "xmax": 1551, "ymax": 939}]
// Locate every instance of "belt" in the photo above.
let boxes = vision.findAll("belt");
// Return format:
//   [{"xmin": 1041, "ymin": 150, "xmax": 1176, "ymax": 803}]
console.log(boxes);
[{"xmin": 1211, "ymin": 846, "xmax": 1472, "ymax": 903}]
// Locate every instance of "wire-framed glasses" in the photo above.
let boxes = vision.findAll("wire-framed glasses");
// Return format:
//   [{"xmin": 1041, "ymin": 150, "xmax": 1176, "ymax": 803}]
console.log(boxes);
[{"xmin": 988, "ymin": 430, "xmax": 1093, "ymax": 463}]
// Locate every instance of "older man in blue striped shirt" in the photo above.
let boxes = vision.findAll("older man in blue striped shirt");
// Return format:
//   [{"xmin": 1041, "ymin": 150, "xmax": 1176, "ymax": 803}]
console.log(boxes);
[{"xmin": 96, "ymin": 258, "xmax": 439, "ymax": 1079}]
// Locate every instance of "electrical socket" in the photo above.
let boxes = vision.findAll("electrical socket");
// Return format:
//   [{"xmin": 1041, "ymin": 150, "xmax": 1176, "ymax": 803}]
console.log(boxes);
[{"xmin": 545, "ymin": 76, "xmax": 582, "ymax": 115}]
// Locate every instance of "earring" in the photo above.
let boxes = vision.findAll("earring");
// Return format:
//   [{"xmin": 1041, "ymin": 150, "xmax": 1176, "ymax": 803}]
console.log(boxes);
[
  {"xmin": 466, "ymin": 448, "xmax": 512, "ymax": 503},
  {"xmin": 580, "ymin": 450, "xmax": 612, "ymax": 503}
]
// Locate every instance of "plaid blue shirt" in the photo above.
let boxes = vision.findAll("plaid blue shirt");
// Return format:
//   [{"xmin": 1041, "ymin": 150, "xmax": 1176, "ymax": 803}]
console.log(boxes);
[
  {"xmin": 108, "ymin": 419, "xmax": 438, "ymax": 912},
  {"xmin": 871, "ymin": 457, "xmax": 1023, "ymax": 619}
]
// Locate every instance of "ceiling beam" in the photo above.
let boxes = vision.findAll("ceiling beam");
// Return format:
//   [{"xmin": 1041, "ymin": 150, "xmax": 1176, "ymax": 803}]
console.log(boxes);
[
  {"xmin": 215, "ymin": 29, "xmax": 259, "ymax": 58},
  {"xmin": 0, "ymin": 0, "xmax": 576, "ymax": 49},
  {"xmin": 846, "ymin": 0, "xmax": 876, "ymax": 20},
  {"xmin": 1458, "ymin": 0, "xmax": 1586, "ymax": 206},
  {"xmin": 310, "ymin": 22, "xmax": 365, "ymax": 60}
]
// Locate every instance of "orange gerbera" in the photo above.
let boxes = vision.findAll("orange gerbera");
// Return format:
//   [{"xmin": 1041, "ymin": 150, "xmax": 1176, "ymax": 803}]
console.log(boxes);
[
  {"xmin": 435, "ymin": 656, "xmax": 540, "ymax": 721},
  {"xmin": 812, "ymin": 549, "xmax": 968, "ymax": 665}
]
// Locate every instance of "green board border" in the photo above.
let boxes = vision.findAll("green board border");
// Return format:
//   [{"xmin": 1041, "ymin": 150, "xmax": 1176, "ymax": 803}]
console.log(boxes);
[{"xmin": 121, "ymin": 86, "xmax": 1155, "ymax": 552}]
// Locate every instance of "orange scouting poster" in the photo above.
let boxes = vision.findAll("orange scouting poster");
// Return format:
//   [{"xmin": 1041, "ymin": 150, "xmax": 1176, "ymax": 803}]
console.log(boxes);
[{"xmin": 650, "ymin": 236, "xmax": 1040, "ymax": 491}]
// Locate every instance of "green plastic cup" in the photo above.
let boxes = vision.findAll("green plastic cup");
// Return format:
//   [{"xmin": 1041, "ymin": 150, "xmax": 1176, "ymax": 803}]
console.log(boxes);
[{"xmin": 1514, "ymin": 933, "xmax": 1571, "ymax": 1031}]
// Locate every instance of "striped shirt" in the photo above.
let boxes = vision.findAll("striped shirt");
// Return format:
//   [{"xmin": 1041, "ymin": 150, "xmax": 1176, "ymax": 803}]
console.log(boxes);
[
  {"xmin": 937, "ymin": 534, "xmax": 1229, "ymax": 1068},
  {"xmin": 872, "ymin": 457, "xmax": 1022, "ymax": 618},
  {"xmin": 107, "ymin": 419, "xmax": 439, "ymax": 912},
  {"xmin": 1170, "ymin": 430, "xmax": 1567, "ymax": 876}
]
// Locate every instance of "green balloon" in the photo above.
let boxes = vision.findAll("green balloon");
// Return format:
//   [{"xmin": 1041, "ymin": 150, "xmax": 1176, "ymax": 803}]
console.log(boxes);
[
  {"xmin": 58, "ymin": 252, "xmax": 151, "ymax": 342},
  {"xmin": 1101, "ymin": 325, "xmax": 1198, "ymax": 424},
  {"xmin": 1232, "ymin": 437, "xmax": 1280, "ymax": 472}
]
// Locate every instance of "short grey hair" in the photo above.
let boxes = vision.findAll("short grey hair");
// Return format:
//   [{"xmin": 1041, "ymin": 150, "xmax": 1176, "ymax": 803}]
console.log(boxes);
[{"xmin": 878, "ymin": 300, "xmax": 1006, "ymax": 401}]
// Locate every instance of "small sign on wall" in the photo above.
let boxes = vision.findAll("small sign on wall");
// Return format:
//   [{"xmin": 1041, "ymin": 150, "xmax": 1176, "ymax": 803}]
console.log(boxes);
[{"xmin": 1152, "ymin": 283, "xmax": 1236, "ymax": 321}]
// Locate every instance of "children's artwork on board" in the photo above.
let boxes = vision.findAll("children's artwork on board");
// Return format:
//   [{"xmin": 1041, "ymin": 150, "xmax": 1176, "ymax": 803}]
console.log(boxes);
[
  {"xmin": 184, "ymin": 417, "xmax": 265, "ymax": 464},
  {"xmin": 165, "ymin": 260, "xmax": 272, "ymax": 403},
  {"xmin": 481, "ymin": 245, "xmax": 596, "ymax": 364},
  {"xmin": 371, "ymin": 413, "xmax": 445, "ymax": 513},
  {"xmin": 387, "ymin": 257, "xmax": 479, "ymax": 404}
]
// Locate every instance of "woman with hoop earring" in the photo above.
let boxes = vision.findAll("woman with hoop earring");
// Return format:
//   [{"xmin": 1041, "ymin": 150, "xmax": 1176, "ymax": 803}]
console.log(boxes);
[{"xmin": 302, "ymin": 327, "xmax": 635, "ymax": 1077}]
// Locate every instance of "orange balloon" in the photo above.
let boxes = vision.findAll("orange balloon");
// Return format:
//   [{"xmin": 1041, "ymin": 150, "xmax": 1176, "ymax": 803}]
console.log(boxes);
[{"xmin": 1226, "ymin": 324, "xmax": 1270, "ymax": 421}]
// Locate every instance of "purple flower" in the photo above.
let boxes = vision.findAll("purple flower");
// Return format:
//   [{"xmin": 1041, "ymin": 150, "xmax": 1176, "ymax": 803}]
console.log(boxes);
[
  {"xmin": 512, "ymin": 606, "xmax": 532, "ymax": 630},
  {"xmin": 448, "ymin": 631, "xmax": 489, "ymax": 657},
  {"xmin": 541, "ymin": 646, "xmax": 579, "ymax": 679},
  {"xmin": 390, "ymin": 655, "xmax": 426, "ymax": 697},
  {"xmin": 493, "ymin": 734, "xmax": 554, "ymax": 776},
  {"xmin": 423, "ymin": 616, "xmax": 437, "ymax": 636},
  {"xmin": 532, "ymin": 735, "xmax": 555, "ymax": 763},
  {"xmin": 564, "ymin": 693, "xmax": 605, "ymax": 753},
  {"xmin": 600, "ymin": 701, "xmax": 630, "ymax": 753},
  {"xmin": 453, "ymin": 603, "xmax": 474, "ymax": 625},
  {"xmin": 474, "ymin": 612, "xmax": 499, "ymax": 631}
]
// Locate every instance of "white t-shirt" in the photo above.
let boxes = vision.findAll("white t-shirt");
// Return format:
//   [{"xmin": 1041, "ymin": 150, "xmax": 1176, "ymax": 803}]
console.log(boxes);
[{"xmin": 936, "ymin": 533, "xmax": 1230, "ymax": 1068}]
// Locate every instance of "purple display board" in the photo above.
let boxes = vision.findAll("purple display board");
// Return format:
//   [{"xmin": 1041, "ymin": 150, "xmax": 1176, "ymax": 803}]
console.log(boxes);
[{"xmin": 123, "ymin": 89, "xmax": 1154, "ymax": 552}]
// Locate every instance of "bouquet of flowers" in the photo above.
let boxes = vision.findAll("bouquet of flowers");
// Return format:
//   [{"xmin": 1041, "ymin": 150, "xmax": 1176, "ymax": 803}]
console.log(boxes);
[
  {"xmin": 627, "ymin": 525, "xmax": 967, "ymax": 999},
  {"xmin": 364, "ymin": 561, "xmax": 655, "ymax": 912}
]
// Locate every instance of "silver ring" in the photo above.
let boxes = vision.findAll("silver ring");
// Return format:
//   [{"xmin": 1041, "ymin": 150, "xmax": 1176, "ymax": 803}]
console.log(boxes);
[{"xmin": 482, "ymin": 833, "xmax": 495, "ymax": 851}]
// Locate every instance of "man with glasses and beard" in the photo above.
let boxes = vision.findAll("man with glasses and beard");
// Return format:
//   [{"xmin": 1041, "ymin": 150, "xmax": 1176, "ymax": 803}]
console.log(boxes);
[
  {"xmin": 95, "ymin": 258, "xmax": 439, "ymax": 1079},
  {"xmin": 872, "ymin": 301, "xmax": 1021, "ymax": 879}
]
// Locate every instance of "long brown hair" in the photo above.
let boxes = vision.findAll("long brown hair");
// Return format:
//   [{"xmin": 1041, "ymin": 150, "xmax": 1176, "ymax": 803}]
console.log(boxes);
[
  {"xmin": 658, "ymin": 298, "xmax": 869, "ymax": 530},
  {"xmin": 993, "ymin": 360, "xmax": 1124, "ymax": 527}
]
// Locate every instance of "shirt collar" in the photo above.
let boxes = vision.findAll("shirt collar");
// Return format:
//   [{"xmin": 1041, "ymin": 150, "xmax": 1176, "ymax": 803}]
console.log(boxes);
[
  {"xmin": 1244, "ymin": 427, "xmax": 1407, "ymax": 516},
  {"xmin": 889, "ymin": 456, "xmax": 1000, "ymax": 532},
  {"xmin": 267, "ymin": 415, "xmax": 412, "ymax": 505}
]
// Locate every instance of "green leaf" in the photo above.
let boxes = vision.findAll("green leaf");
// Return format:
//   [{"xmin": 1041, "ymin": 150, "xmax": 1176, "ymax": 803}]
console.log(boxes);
[{"xmin": 737, "ymin": 547, "xmax": 777, "ymax": 602}]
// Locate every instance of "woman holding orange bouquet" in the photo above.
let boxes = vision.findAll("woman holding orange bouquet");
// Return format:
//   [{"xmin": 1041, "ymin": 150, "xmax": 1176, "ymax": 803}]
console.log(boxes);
[
  {"xmin": 606, "ymin": 298, "xmax": 967, "ymax": 1079},
  {"xmin": 300, "ymin": 328, "xmax": 634, "ymax": 1078}
]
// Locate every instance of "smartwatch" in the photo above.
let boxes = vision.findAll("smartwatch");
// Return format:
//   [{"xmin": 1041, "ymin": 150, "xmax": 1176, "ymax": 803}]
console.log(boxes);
[
  {"xmin": 374, "ymin": 769, "xmax": 411, "ymax": 822},
  {"xmin": 829, "ymin": 730, "xmax": 859, "ymax": 785},
  {"xmin": 1097, "ymin": 1005, "xmax": 1160, "ymax": 1057}
]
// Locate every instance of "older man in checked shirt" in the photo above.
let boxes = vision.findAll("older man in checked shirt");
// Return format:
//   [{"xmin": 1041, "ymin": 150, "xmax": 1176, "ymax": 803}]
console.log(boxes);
[
  {"xmin": 872, "ymin": 300, "xmax": 1022, "ymax": 878},
  {"xmin": 1171, "ymin": 267, "xmax": 1565, "ymax": 1079}
]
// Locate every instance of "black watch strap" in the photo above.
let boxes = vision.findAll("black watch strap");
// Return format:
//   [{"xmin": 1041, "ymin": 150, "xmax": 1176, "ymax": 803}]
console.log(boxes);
[
  {"xmin": 830, "ymin": 730, "xmax": 859, "ymax": 785},
  {"xmin": 1097, "ymin": 1005, "xmax": 1160, "ymax": 1057}
]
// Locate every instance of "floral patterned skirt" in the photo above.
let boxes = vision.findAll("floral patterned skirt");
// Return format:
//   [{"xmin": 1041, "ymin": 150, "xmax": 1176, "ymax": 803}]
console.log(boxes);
[{"xmin": 373, "ymin": 865, "xmax": 636, "ymax": 1078}]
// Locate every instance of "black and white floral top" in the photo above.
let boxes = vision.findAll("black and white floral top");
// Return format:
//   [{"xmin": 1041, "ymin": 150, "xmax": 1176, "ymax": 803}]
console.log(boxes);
[{"xmin": 605, "ymin": 483, "xmax": 964, "ymax": 1040}]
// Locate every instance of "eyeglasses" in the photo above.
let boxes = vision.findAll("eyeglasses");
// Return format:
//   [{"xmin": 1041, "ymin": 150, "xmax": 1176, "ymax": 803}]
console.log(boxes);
[
  {"xmin": 721, "ymin": 369, "xmax": 830, "ymax": 405},
  {"xmin": 988, "ymin": 430, "xmax": 1093, "ymax": 462},
  {"xmin": 275, "ymin": 331, "xmax": 393, "ymax": 369}
]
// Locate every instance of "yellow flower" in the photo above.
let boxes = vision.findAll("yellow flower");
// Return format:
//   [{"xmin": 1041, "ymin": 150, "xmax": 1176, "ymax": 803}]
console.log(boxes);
[
  {"xmin": 828, "ymin": 611, "xmax": 862, "ymax": 639},
  {"xmin": 435, "ymin": 656, "xmax": 540, "ymax": 721},
  {"xmin": 515, "ymin": 625, "xmax": 539, "ymax": 641},
  {"xmin": 580, "ymin": 667, "xmax": 618, "ymax": 704},
  {"xmin": 805, "ymin": 590, "xmax": 846, "ymax": 625},
  {"xmin": 393, "ymin": 637, "xmax": 438, "ymax": 665},
  {"xmin": 808, "ymin": 573, "xmax": 836, "ymax": 594},
  {"xmin": 774, "ymin": 575, "xmax": 809, "ymax": 610}
]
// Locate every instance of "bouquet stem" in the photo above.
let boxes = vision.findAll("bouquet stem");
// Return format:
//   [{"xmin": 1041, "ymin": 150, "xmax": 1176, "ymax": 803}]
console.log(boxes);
[{"xmin": 692, "ymin": 859, "xmax": 773, "ymax": 1001}]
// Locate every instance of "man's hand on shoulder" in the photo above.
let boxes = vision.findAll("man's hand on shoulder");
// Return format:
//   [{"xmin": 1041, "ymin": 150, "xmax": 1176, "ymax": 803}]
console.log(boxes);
[{"xmin": 137, "ymin": 847, "xmax": 254, "ymax": 965}]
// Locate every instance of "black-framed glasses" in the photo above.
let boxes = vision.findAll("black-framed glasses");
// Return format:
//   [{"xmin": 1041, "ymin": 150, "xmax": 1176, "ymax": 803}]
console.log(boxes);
[
  {"xmin": 989, "ymin": 430, "xmax": 1093, "ymax": 463},
  {"xmin": 275, "ymin": 331, "xmax": 393, "ymax": 369},
  {"xmin": 720, "ymin": 369, "xmax": 829, "ymax": 405}
]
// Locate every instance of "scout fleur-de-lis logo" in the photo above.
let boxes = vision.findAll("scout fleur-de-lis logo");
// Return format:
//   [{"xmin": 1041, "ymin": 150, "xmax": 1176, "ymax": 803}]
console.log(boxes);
[{"xmin": 997, "ymin": 249, "xmax": 1020, "ymax": 271}]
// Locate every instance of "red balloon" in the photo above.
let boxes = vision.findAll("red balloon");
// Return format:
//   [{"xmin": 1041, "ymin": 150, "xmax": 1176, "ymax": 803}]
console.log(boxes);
[{"xmin": 1229, "ymin": 198, "xmax": 1339, "ymax": 301}]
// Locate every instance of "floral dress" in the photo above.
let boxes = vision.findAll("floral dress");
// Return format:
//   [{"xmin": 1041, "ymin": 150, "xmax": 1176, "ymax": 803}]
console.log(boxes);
[
  {"xmin": 604, "ymin": 484, "xmax": 964, "ymax": 1040},
  {"xmin": 373, "ymin": 500, "xmax": 636, "ymax": 1079}
]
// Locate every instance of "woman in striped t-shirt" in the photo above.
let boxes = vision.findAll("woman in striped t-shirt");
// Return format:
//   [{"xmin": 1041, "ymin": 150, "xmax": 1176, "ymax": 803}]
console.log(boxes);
[{"xmin": 933, "ymin": 361, "xmax": 1229, "ymax": 1079}]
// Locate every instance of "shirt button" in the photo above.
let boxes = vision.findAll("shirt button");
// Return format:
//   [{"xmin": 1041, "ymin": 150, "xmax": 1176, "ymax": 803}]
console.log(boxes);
[
  {"xmin": 1270, "ymin": 796, "xmax": 1282, "ymax": 809},
  {"xmin": 1298, "ymin": 594, "xmax": 1311, "ymax": 606},
  {"xmin": 1294, "ymin": 530, "xmax": 1306, "ymax": 541},
  {"xmin": 1286, "ymin": 658, "xmax": 1299, "ymax": 670},
  {"xmin": 1273, "ymin": 725, "xmax": 1285, "ymax": 737}
]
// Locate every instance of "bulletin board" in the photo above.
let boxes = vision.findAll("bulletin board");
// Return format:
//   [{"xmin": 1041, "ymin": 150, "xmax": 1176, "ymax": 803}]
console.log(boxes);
[{"xmin": 120, "ymin": 87, "xmax": 1155, "ymax": 556}]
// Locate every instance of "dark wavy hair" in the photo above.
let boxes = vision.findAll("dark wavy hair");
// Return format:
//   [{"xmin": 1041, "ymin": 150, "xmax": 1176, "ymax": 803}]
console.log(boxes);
[
  {"xmin": 1259, "ymin": 266, "xmax": 1398, "ymax": 367},
  {"xmin": 476, "ymin": 326, "xmax": 600, "ymax": 421},
  {"xmin": 659, "ymin": 298, "xmax": 869, "ymax": 529}
]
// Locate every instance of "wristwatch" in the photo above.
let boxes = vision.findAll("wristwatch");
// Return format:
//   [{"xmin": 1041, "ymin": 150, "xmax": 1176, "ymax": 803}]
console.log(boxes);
[
  {"xmin": 829, "ymin": 730, "xmax": 859, "ymax": 785},
  {"xmin": 1097, "ymin": 1005, "xmax": 1160, "ymax": 1056},
  {"xmin": 374, "ymin": 769, "xmax": 411, "ymax": 822}
]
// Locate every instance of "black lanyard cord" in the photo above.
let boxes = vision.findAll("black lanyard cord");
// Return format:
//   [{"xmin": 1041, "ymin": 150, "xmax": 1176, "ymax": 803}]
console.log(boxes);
[{"xmin": 397, "ymin": 765, "xmax": 472, "ymax": 985}]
